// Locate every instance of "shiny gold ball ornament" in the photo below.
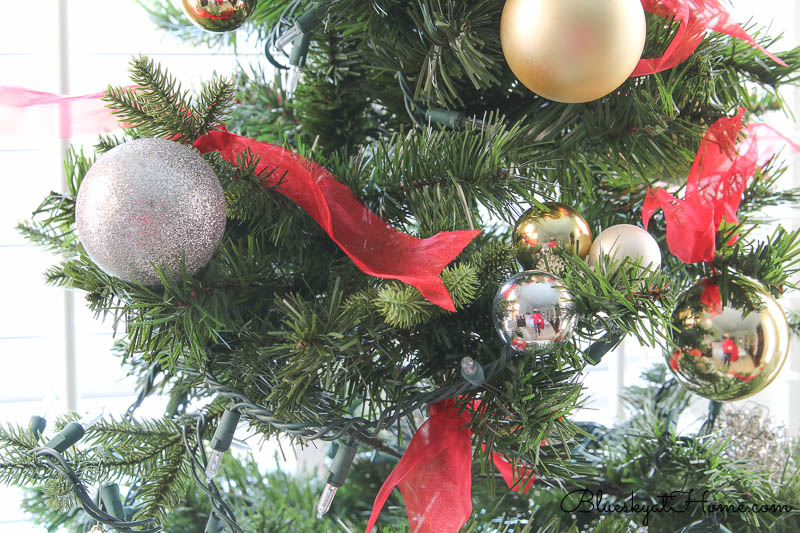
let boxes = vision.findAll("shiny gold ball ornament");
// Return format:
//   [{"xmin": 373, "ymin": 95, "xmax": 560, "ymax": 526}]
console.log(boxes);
[
  {"xmin": 512, "ymin": 202, "xmax": 592, "ymax": 273},
  {"xmin": 588, "ymin": 224, "xmax": 661, "ymax": 273},
  {"xmin": 500, "ymin": 0, "xmax": 646, "ymax": 103},
  {"xmin": 667, "ymin": 277, "xmax": 789, "ymax": 401},
  {"xmin": 181, "ymin": 0, "xmax": 257, "ymax": 33},
  {"xmin": 493, "ymin": 271, "xmax": 578, "ymax": 353}
]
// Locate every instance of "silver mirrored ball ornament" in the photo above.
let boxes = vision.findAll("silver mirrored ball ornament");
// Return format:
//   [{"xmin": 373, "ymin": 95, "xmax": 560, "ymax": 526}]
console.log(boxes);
[
  {"xmin": 75, "ymin": 138, "xmax": 226, "ymax": 285},
  {"xmin": 493, "ymin": 270, "xmax": 577, "ymax": 353}
]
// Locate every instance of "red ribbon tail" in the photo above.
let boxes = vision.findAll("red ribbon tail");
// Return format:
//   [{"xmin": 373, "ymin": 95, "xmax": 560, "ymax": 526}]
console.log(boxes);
[
  {"xmin": 634, "ymin": 0, "xmax": 784, "ymax": 77},
  {"xmin": 491, "ymin": 451, "xmax": 536, "ymax": 494},
  {"xmin": 641, "ymin": 108, "xmax": 799, "ymax": 265},
  {"xmin": 366, "ymin": 400, "xmax": 473, "ymax": 533},
  {"xmin": 392, "ymin": 230, "xmax": 482, "ymax": 312},
  {"xmin": 0, "ymin": 86, "xmax": 480, "ymax": 310},
  {"xmin": 194, "ymin": 129, "xmax": 481, "ymax": 311}
]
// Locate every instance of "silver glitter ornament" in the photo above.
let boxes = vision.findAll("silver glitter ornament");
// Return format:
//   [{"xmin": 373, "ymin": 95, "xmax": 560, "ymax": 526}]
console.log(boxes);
[
  {"xmin": 76, "ymin": 138, "xmax": 226, "ymax": 285},
  {"xmin": 181, "ymin": 0, "xmax": 258, "ymax": 33},
  {"xmin": 493, "ymin": 271, "xmax": 578, "ymax": 353}
]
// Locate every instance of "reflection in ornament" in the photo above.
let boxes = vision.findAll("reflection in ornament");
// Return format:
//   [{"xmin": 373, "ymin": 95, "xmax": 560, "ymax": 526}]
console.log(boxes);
[
  {"xmin": 493, "ymin": 271, "xmax": 577, "ymax": 353},
  {"xmin": 181, "ymin": 0, "xmax": 258, "ymax": 32},
  {"xmin": 667, "ymin": 277, "xmax": 789, "ymax": 401}
]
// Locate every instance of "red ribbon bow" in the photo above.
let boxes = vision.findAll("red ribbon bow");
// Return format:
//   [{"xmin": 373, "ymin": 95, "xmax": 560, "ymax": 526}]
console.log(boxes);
[
  {"xmin": 0, "ymin": 87, "xmax": 480, "ymax": 311},
  {"xmin": 365, "ymin": 399, "xmax": 535, "ymax": 533},
  {"xmin": 642, "ymin": 108, "xmax": 799, "ymax": 263},
  {"xmin": 635, "ymin": 0, "xmax": 786, "ymax": 77}
]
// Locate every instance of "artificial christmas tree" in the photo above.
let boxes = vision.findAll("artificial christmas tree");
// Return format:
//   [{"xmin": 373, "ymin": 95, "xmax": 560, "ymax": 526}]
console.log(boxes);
[{"xmin": 3, "ymin": 0, "xmax": 800, "ymax": 532}]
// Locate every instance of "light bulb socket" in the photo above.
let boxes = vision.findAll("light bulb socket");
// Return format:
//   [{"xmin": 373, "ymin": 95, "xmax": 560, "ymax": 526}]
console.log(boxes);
[
  {"xmin": 45, "ymin": 421, "xmax": 85, "ymax": 453},
  {"xmin": 204, "ymin": 512, "xmax": 224, "ymax": 533},
  {"xmin": 290, "ymin": 32, "xmax": 313, "ymax": 67},
  {"xmin": 317, "ymin": 443, "xmax": 357, "ymax": 519},
  {"xmin": 585, "ymin": 330, "xmax": 625, "ymax": 365},
  {"xmin": 210, "ymin": 409, "xmax": 240, "ymax": 452},
  {"xmin": 425, "ymin": 107, "xmax": 465, "ymax": 129},
  {"xmin": 295, "ymin": 2, "xmax": 325, "ymax": 33},
  {"xmin": 29, "ymin": 416, "xmax": 46, "ymax": 440},
  {"xmin": 101, "ymin": 483, "xmax": 126, "ymax": 520},
  {"xmin": 326, "ymin": 442, "xmax": 357, "ymax": 487}
]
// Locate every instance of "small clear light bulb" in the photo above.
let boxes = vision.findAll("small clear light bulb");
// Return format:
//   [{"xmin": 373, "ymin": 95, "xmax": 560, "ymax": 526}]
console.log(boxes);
[
  {"xmin": 275, "ymin": 25, "xmax": 303, "ymax": 50},
  {"xmin": 316, "ymin": 443, "xmax": 357, "ymax": 519},
  {"xmin": 460, "ymin": 356, "xmax": 485, "ymax": 386},
  {"xmin": 287, "ymin": 66, "xmax": 301, "ymax": 97},
  {"xmin": 205, "ymin": 449, "xmax": 224, "ymax": 482},
  {"xmin": 461, "ymin": 356, "xmax": 478, "ymax": 376},
  {"xmin": 205, "ymin": 409, "xmax": 241, "ymax": 482},
  {"xmin": 316, "ymin": 483, "xmax": 338, "ymax": 519}
]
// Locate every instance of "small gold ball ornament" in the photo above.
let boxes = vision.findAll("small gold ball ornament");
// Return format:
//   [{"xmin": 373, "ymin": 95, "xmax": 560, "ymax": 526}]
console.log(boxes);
[
  {"xmin": 181, "ymin": 0, "xmax": 258, "ymax": 33},
  {"xmin": 667, "ymin": 277, "xmax": 789, "ymax": 401},
  {"xmin": 500, "ymin": 0, "xmax": 646, "ymax": 103},
  {"xmin": 512, "ymin": 202, "xmax": 592, "ymax": 272}
]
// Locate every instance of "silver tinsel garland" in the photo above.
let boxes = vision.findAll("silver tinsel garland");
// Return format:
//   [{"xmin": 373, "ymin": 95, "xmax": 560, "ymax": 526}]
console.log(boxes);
[{"xmin": 716, "ymin": 403, "xmax": 793, "ymax": 482}]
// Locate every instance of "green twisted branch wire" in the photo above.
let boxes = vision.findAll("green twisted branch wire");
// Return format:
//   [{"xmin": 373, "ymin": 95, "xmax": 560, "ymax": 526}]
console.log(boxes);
[
  {"xmin": 33, "ymin": 447, "xmax": 161, "ymax": 533},
  {"xmin": 204, "ymin": 347, "xmax": 510, "ymax": 445}
]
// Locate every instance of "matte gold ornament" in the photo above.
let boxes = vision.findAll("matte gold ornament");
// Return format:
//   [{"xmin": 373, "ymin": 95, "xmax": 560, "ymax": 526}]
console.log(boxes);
[
  {"xmin": 493, "ymin": 270, "xmax": 578, "ymax": 353},
  {"xmin": 512, "ymin": 202, "xmax": 592, "ymax": 273},
  {"xmin": 500, "ymin": 0, "xmax": 646, "ymax": 103},
  {"xmin": 181, "ymin": 0, "xmax": 258, "ymax": 33},
  {"xmin": 588, "ymin": 224, "xmax": 661, "ymax": 273},
  {"xmin": 667, "ymin": 277, "xmax": 789, "ymax": 401}
]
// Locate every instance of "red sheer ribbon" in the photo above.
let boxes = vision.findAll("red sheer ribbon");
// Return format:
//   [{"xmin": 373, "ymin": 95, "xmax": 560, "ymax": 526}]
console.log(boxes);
[
  {"xmin": 194, "ymin": 129, "xmax": 480, "ymax": 311},
  {"xmin": 365, "ymin": 399, "xmax": 535, "ymax": 533},
  {"xmin": 642, "ymin": 108, "xmax": 800, "ymax": 263},
  {"xmin": 670, "ymin": 349, "xmax": 681, "ymax": 371},
  {"xmin": 700, "ymin": 279, "xmax": 722, "ymax": 315},
  {"xmin": 0, "ymin": 86, "xmax": 126, "ymax": 139},
  {"xmin": 0, "ymin": 86, "xmax": 480, "ymax": 310},
  {"xmin": 634, "ymin": 0, "xmax": 786, "ymax": 77}
]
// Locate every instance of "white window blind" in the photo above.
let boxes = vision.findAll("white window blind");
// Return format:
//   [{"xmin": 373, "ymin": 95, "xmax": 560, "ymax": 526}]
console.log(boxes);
[{"xmin": 0, "ymin": 1, "xmax": 263, "ymax": 529}]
